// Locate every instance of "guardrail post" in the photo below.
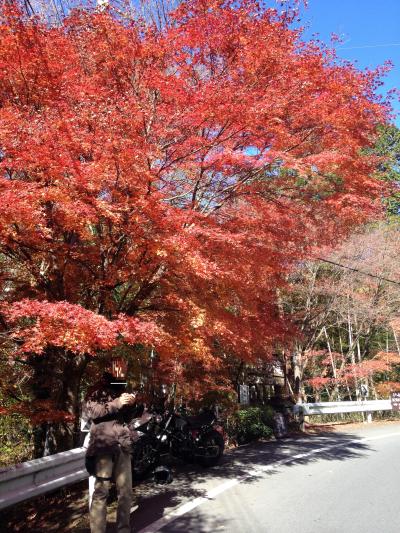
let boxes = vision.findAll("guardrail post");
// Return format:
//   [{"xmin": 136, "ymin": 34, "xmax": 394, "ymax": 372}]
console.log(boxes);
[{"xmin": 299, "ymin": 407, "xmax": 305, "ymax": 432}]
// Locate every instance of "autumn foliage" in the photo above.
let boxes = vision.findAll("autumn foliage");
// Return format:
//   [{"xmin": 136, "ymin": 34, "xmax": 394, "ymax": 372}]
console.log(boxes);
[
  {"xmin": 0, "ymin": 0, "xmax": 390, "ymax": 446},
  {"xmin": 283, "ymin": 222, "xmax": 400, "ymax": 403}
]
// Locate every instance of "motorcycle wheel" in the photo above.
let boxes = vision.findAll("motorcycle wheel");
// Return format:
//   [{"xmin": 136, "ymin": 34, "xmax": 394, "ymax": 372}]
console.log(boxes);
[
  {"xmin": 132, "ymin": 436, "xmax": 158, "ymax": 481},
  {"xmin": 197, "ymin": 430, "xmax": 224, "ymax": 467}
]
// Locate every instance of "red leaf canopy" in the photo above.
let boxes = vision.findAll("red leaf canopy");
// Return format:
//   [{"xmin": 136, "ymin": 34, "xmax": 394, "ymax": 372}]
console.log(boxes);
[{"xmin": 0, "ymin": 1, "xmax": 389, "ymax": 383}]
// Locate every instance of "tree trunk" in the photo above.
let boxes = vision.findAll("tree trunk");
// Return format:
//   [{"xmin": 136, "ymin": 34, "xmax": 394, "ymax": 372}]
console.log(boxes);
[
  {"xmin": 392, "ymin": 327, "xmax": 400, "ymax": 356},
  {"xmin": 292, "ymin": 347, "xmax": 303, "ymax": 402},
  {"xmin": 50, "ymin": 353, "xmax": 88, "ymax": 453},
  {"xmin": 31, "ymin": 351, "xmax": 88, "ymax": 457},
  {"xmin": 323, "ymin": 326, "xmax": 340, "ymax": 401},
  {"xmin": 347, "ymin": 309, "xmax": 360, "ymax": 401}
]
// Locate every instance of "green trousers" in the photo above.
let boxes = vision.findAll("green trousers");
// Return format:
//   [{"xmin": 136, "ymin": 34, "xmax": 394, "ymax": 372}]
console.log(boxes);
[{"xmin": 89, "ymin": 449, "xmax": 133, "ymax": 533}]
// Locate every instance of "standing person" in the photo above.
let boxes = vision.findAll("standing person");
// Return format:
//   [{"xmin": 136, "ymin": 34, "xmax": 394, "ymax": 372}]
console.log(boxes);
[{"xmin": 83, "ymin": 357, "xmax": 137, "ymax": 533}]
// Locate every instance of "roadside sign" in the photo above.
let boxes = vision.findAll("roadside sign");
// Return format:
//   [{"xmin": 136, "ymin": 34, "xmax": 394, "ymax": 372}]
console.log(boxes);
[
  {"xmin": 239, "ymin": 384, "xmax": 250, "ymax": 405},
  {"xmin": 390, "ymin": 391, "xmax": 400, "ymax": 411}
]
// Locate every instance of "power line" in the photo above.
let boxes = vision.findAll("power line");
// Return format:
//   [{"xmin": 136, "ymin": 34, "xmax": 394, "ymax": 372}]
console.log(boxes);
[
  {"xmin": 338, "ymin": 43, "xmax": 400, "ymax": 50},
  {"xmin": 316, "ymin": 257, "xmax": 400, "ymax": 287}
]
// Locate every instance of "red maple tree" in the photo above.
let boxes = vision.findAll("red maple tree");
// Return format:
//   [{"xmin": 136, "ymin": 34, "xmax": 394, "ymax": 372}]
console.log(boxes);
[{"xmin": 0, "ymin": 1, "xmax": 390, "ymax": 452}]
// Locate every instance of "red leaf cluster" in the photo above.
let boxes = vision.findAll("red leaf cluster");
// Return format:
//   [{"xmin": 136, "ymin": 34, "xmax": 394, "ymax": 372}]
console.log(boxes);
[
  {"xmin": 3, "ymin": 299, "xmax": 160, "ymax": 355},
  {"xmin": 3, "ymin": 399, "xmax": 74, "ymax": 425},
  {"xmin": 0, "ymin": 1, "xmax": 390, "ymax": 391}
]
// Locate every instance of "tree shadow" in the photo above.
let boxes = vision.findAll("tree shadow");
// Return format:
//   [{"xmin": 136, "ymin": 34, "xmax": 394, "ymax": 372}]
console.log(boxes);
[
  {"xmin": 128, "ymin": 429, "xmax": 372, "ymax": 533},
  {"xmin": 0, "ymin": 429, "xmax": 375, "ymax": 532}
]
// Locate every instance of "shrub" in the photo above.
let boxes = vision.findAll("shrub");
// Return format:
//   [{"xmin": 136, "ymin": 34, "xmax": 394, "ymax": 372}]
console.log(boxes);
[
  {"xmin": 228, "ymin": 406, "xmax": 273, "ymax": 444},
  {"xmin": 260, "ymin": 405, "xmax": 275, "ymax": 427},
  {"xmin": 0, "ymin": 414, "xmax": 33, "ymax": 466}
]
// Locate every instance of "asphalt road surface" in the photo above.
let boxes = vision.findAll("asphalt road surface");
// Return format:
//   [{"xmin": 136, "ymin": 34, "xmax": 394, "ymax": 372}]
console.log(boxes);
[{"xmin": 126, "ymin": 422, "xmax": 400, "ymax": 533}]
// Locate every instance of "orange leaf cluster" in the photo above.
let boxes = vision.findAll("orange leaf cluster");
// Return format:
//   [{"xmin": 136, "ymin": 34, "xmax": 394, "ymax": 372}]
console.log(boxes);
[
  {"xmin": 0, "ymin": 1, "xmax": 390, "ymax": 392},
  {"xmin": 3, "ymin": 299, "xmax": 160, "ymax": 355}
]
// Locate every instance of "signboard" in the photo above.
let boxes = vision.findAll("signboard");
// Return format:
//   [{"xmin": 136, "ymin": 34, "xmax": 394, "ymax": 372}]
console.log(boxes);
[
  {"xmin": 271, "ymin": 363, "xmax": 284, "ymax": 377},
  {"xmin": 239, "ymin": 384, "xmax": 250, "ymax": 405},
  {"xmin": 391, "ymin": 391, "xmax": 400, "ymax": 411}
]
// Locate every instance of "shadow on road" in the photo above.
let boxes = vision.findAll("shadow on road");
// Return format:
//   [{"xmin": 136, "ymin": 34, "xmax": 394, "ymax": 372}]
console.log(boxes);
[
  {"xmin": 0, "ymin": 429, "xmax": 375, "ymax": 532},
  {"xmin": 129, "ymin": 429, "xmax": 371, "ymax": 533}
]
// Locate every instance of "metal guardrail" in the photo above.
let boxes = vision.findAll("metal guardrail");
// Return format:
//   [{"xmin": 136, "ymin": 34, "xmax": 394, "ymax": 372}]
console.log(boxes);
[
  {"xmin": 0, "ymin": 447, "xmax": 88, "ymax": 510},
  {"xmin": 0, "ymin": 401, "xmax": 394, "ymax": 510},
  {"xmin": 293, "ymin": 399, "xmax": 392, "ymax": 416}
]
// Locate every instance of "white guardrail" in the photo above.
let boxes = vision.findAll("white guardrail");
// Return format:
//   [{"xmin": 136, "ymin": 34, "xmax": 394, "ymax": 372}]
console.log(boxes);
[
  {"xmin": 293, "ymin": 399, "xmax": 392, "ymax": 416},
  {"xmin": 0, "ymin": 400, "xmax": 394, "ymax": 511},
  {"xmin": 0, "ymin": 447, "xmax": 88, "ymax": 510}
]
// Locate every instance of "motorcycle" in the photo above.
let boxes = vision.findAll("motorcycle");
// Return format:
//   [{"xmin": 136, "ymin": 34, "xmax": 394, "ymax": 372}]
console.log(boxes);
[{"xmin": 130, "ymin": 405, "xmax": 225, "ymax": 481}]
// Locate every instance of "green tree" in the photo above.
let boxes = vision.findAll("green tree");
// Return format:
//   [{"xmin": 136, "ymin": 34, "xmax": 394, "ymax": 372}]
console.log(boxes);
[{"xmin": 373, "ymin": 124, "xmax": 400, "ymax": 216}]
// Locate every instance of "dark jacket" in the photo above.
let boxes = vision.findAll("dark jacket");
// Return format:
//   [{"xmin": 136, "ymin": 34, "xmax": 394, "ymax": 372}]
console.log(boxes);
[{"xmin": 83, "ymin": 377, "xmax": 139, "ymax": 457}]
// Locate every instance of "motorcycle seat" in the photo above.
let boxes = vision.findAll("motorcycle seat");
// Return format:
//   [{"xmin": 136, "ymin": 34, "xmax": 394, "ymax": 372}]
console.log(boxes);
[{"xmin": 186, "ymin": 411, "xmax": 214, "ymax": 429}]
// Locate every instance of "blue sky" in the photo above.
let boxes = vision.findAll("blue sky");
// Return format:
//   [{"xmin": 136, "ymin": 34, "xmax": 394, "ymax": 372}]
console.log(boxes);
[
  {"xmin": 30, "ymin": 1, "xmax": 400, "ymax": 124},
  {"xmin": 297, "ymin": 0, "xmax": 400, "ymax": 125}
]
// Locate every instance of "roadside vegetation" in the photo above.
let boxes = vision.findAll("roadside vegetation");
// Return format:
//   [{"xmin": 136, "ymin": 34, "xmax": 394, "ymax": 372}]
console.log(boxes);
[{"xmin": 0, "ymin": 1, "xmax": 399, "ymax": 465}]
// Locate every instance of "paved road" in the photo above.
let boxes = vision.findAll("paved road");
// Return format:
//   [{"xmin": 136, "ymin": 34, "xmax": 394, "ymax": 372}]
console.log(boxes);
[{"xmin": 127, "ymin": 422, "xmax": 400, "ymax": 533}]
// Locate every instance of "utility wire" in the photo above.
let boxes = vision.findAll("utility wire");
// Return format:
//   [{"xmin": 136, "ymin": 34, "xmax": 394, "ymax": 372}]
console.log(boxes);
[
  {"xmin": 338, "ymin": 43, "xmax": 400, "ymax": 50},
  {"xmin": 316, "ymin": 257, "xmax": 400, "ymax": 287}
]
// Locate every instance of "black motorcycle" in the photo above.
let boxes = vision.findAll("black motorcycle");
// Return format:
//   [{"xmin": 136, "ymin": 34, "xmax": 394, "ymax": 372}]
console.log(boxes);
[{"xmin": 131, "ymin": 406, "xmax": 225, "ymax": 480}]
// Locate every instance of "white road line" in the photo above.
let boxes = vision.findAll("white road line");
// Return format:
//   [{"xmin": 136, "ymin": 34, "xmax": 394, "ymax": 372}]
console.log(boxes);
[
  {"xmin": 361, "ymin": 431, "xmax": 400, "ymax": 442},
  {"xmin": 136, "ymin": 497, "xmax": 209, "ymax": 533},
  {"xmin": 136, "ymin": 431, "xmax": 400, "ymax": 533},
  {"xmin": 207, "ymin": 478, "xmax": 241, "ymax": 498}
]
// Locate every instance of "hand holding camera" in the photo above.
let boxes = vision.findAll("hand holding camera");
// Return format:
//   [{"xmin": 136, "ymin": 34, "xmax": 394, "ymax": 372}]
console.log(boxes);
[{"xmin": 119, "ymin": 392, "xmax": 136, "ymax": 406}]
